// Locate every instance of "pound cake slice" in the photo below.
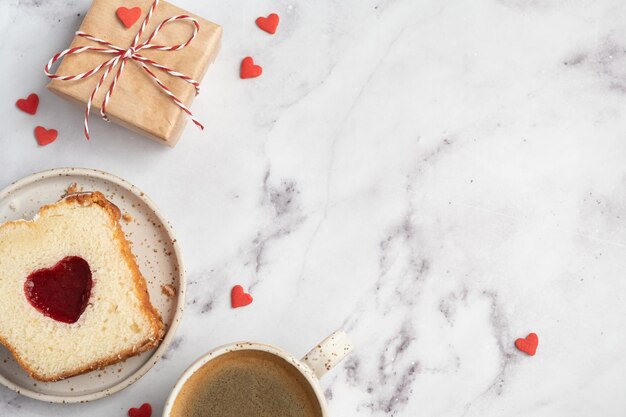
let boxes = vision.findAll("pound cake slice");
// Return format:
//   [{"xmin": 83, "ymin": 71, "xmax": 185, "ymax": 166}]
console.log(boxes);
[{"xmin": 0, "ymin": 192, "xmax": 164, "ymax": 381}]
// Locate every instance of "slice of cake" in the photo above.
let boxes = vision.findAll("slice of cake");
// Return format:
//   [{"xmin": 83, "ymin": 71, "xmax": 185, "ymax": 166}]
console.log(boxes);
[{"xmin": 0, "ymin": 192, "xmax": 164, "ymax": 381}]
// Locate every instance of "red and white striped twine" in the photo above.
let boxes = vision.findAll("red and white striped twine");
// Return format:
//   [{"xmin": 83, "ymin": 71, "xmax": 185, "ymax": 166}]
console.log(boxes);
[{"xmin": 44, "ymin": 0, "xmax": 204, "ymax": 140}]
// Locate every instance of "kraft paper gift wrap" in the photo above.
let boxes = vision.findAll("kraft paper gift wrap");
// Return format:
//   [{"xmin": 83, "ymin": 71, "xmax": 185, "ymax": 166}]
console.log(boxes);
[{"xmin": 48, "ymin": 0, "xmax": 222, "ymax": 146}]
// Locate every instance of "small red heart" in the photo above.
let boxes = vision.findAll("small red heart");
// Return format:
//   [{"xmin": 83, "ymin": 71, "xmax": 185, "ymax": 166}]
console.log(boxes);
[
  {"xmin": 256, "ymin": 13, "xmax": 280, "ymax": 34},
  {"xmin": 240, "ymin": 57, "xmax": 263, "ymax": 79},
  {"xmin": 231, "ymin": 285, "xmax": 253, "ymax": 308},
  {"xmin": 128, "ymin": 403, "xmax": 152, "ymax": 417},
  {"xmin": 34, "ymin": 126, "xmax": 58, "ymax": 146},
  {"xmin": 116, "ymin": 7, "xmax": 142, "ymax": 28},
  {"xmin": 16, "ymin": 93, "xmax": 39, "ymax": 115},
  {"xmin": 515, "ymin": 332, "xmax": 538, "ymax": 356}
]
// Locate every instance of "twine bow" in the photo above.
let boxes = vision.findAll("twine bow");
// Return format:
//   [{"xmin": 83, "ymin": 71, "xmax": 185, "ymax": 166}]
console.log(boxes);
[{"xmin": 45, "ymin": 0, "xmax": 204, "ymax": 140}]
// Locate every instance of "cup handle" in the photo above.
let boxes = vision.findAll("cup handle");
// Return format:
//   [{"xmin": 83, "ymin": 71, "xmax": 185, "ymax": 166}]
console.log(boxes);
[{"xmin": 301, "ymin": 330, "xmax": 353, "ymax": 379}]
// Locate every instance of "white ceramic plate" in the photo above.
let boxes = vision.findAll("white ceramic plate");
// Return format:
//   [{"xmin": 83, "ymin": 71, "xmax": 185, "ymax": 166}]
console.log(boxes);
[{"xmin": 0, "ymin": 168, "xmax": 185, "ymax": 403}]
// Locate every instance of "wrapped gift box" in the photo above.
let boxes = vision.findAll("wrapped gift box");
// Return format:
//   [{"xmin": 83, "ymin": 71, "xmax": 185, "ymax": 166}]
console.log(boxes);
[{"xmin": 47, "ymin": 0, "xmax": 222, "ymax": 146}]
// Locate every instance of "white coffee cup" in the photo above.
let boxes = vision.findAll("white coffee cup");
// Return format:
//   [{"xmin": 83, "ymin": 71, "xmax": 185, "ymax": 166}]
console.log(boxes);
[{"xmin": 163, "ymin": 330, "xmax": 353, "ymax": 417}]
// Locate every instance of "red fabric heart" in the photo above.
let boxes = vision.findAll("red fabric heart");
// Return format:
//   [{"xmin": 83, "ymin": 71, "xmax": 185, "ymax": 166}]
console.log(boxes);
[
  {"xmin": 117, "ymin": 7, "xmax": 142, "ymax": 28},
  {"xmin": 240, "ymin": 57, "xmax": 263, "ymax": 79},
  {"xmin": 128, "ymin": 403, "xmax": 152, "ymax": 417},
  {"xmin": 515, "ymin": 332, "xmax": 538, "ymax": 356},
  {"xmin": 16, "ymin": 93, "xmax": 39, "ymax": 115},
  {"xmin": 256, "ymin": 13, "xmax": 280, "ymax": 34},
  {"xmin": 34, "ymin": 126, "xmax": 58, "ymax": 146},
  {"xmin": 231, "ymin": 285, "xmax": 253, "ymax": 308}
]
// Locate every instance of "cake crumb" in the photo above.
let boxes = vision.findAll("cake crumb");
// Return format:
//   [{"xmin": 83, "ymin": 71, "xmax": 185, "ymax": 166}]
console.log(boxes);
[
  {"xmin": 122, "ymin": 213, "xmax": 133, "ymax": 223},
  {"xmin": 161, "ymin": 284, "xmax": 176, "ymax": 297},
  {"xmin": 8, "ymin": 201, "xmax": 17, "ymax": 211},
  {"xmin": 65, "ymin": 183, "xmax": 79, "ymax": 195}
]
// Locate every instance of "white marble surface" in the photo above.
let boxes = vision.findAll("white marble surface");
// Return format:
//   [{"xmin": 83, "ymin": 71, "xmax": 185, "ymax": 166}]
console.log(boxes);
[{"xmin": 1, "ymin": 0, "xmax": 626, "ymax": 415}]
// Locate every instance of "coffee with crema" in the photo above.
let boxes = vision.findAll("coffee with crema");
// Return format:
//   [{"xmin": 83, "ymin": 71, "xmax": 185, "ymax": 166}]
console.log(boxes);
[{"xmin": 169, "ymin": 349, "xmax": 323, "ymax": 417}]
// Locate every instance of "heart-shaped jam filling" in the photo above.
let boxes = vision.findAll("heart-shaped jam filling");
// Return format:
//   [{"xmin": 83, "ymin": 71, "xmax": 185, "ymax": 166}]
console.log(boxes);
[{"xmin": 24, "ymin": 256, "xmax": 93, "ymax": 324}]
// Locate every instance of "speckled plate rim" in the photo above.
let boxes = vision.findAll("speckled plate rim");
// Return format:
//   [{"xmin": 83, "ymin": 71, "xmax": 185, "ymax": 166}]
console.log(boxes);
[{"xmin": 0, "ymin": 167, "xmax": 186, "ymax": 403}]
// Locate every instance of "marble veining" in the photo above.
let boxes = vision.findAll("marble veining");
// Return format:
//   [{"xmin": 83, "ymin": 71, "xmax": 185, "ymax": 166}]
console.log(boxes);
[{"xmin": 2, "ymin": 0, "xmax": 626, "ymax": 415}]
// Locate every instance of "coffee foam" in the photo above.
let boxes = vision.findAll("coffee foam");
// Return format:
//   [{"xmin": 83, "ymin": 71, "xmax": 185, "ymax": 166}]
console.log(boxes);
[{"xmin": 170, "ymin": 349, "xmax": 323, "ymax": 417}]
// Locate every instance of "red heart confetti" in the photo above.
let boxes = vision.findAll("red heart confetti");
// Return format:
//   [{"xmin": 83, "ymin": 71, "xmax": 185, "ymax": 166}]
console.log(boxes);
[
  {"xmin": 515, "ymin": 332, "xmax": 538, "ymax": 356},
  {"xmin": 240, "ymin": 57, "xmax": 263, "ymax": 79},
  {"xmin": 231, "ymin": 285, "xmax": 253, "ymax": 308},
  {"xmin": 16, "ymin": 93, "xmax": 39, "ymax": 115},
  {"xmin": 116, "ymin": 7, "xmax": 142, "ymax": 28},
  {"xmin": 34, "ymin": 126, "xmax": 58, "ymax": 146},
  {"xmin": 256, "ymin": 13, "xmax": 280, "ymax": 35},
  {"xmin": 128, "ymin": 403, "xmax": 152, "ymax": 417}
]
